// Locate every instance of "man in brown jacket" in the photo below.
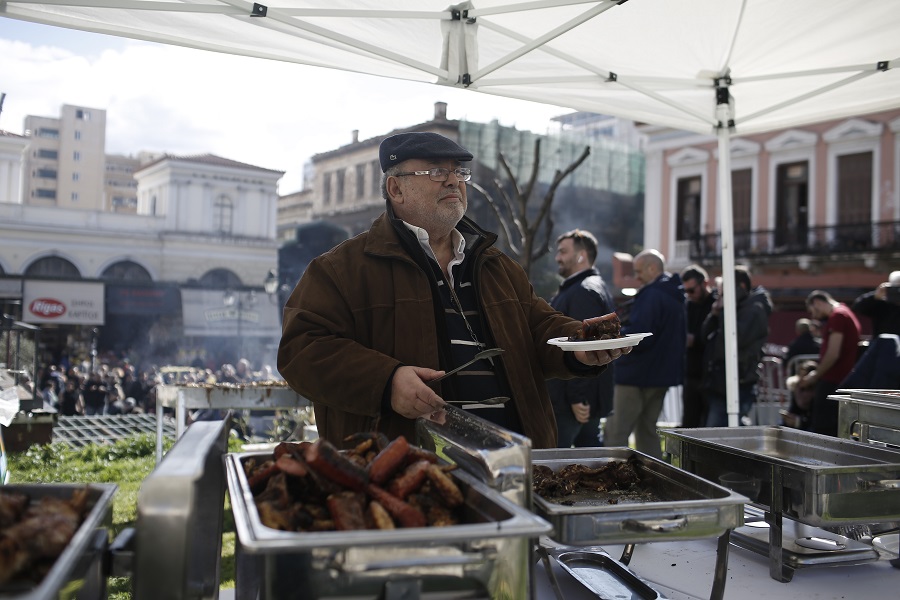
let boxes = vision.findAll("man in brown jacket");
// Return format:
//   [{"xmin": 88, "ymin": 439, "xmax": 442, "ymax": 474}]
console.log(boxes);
[{"xmin": 278, "ymin": 132, "xmax": 627, "ymax": 448}]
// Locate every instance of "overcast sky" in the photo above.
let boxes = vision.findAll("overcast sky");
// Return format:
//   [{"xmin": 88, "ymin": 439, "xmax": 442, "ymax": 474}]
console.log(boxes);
[{"xmin": 0, "ymin": 19, "xmax": 571, "ymax": 194}]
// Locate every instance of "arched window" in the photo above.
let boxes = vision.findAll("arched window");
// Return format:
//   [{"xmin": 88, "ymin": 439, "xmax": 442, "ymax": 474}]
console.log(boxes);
[
  {"xmin": 101, "ymin": 261, "xmax": 152, "ymax": 283},
  {"xmin": 199, "ymin": 269, "xmax": 241, "ymax": 289},
  {"xmin": 25, "ymin": 256, "xmax": 81, "ymax": 279},
  {"xmin": 213, "ymin": 195, "xmax": 234, "ymax": 234}
]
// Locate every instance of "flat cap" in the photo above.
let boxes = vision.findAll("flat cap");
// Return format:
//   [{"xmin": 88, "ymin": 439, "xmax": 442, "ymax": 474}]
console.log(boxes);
[{"xmin": 379, "ymin": 132, "xmax": 473, "ymax": 172}]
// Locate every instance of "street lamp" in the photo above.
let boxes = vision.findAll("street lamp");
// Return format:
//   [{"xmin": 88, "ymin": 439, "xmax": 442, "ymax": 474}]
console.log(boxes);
[
  {"xmin": 223, "ymin": 289, "xmax": 257, "ymax": 361},
  {"xmin": 263, "ymin": 269, "xmax": 279, "ymax": 297}
]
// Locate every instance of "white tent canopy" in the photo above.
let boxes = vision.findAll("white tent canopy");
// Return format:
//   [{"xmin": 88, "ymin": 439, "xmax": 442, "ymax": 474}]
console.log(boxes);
[
  {"xmin": 5, "ymin": 0, "xmax": 900, "ymax": 424},
  {"xmin": 5, "ymin": 1, "xmax": 897, "ymax": 135}
]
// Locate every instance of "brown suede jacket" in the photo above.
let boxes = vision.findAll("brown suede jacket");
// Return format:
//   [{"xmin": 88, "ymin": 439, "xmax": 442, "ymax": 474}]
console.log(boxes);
[{"xmin": 277, "ymin": 209, "xmax": 593, "ymax": 449}]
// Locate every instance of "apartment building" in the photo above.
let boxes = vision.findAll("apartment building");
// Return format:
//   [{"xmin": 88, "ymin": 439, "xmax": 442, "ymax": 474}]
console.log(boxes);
[
  {"xmin": 23, "ymin": 104, "xmax": 106, "ymax": 210},
  {"xmin": 625, "ymin": 108, "xmax": 900, "ymax": 344}
]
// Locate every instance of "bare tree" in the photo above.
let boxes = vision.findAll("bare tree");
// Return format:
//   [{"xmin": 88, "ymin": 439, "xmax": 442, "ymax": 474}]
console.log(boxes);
[{"xmin": 470, "ymin": 138, "xmax": 590, "ymax": 276}]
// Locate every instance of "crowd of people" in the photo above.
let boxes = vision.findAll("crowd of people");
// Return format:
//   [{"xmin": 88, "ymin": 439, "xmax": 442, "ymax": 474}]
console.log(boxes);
[
  {"xmin": 24, "ymin": 132, "xmax": 899, "ymax": 456},
  {"xmin": 546, "ymin": 251, "xmax": 900, "ymax": 446},
  {"xmin": 273, "ymin": 132, "xmax": 900, "ymax": 453},
  {"xmin": 32, "ymin": 356, "xmax": 275, "ymax": 418}
]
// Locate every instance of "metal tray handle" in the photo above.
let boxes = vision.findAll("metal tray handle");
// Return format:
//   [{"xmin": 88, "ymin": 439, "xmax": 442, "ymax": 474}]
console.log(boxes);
[{"xmin": 623, "ymin": 516, "xmax": 688, "ymax": 532}]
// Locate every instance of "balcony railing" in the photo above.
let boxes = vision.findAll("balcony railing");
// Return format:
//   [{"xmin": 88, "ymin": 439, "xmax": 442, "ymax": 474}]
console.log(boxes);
[{"xmin": 685, "ymin": 220, "xmax": 900, "ymax": 261}]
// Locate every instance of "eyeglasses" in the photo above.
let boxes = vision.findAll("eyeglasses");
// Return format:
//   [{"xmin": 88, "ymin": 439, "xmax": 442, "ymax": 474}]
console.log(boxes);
[{"xmin": 394, "ymin": 167, "xmax": 472, "ymax": 182}]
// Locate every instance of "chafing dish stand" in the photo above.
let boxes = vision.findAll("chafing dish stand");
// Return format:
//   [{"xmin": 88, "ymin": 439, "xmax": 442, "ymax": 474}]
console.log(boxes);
[
  {"xmin": 663, "ymin": 426, "xmax": 900, "ymax": 583},
  {"xmin": 532, "ymin": 447, "xmax": 745, "ymax": 600}
]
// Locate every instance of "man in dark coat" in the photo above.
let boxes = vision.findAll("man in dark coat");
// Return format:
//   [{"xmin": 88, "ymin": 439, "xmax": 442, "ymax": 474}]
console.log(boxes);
[
  {"xmin": 278, "ymin": 132, "xmax": 628, "ymax": 448},
  {"xmin": 548, "ymin": 229, "xmax": 616, "ymax": 447},
  {"xmin": 604, "ymin": 249, "xmax": 686, "ymax": 459},
  {"xmin": 851, "ymin": 271, "xmax": 900, "ymax": 337},
  {"xmin": 701, "ymin": 266, "xmax": 773, "ymax": 426},
  {"xmin": 681, "ymin": 264, "xmax": 716, "ymax": 427}
]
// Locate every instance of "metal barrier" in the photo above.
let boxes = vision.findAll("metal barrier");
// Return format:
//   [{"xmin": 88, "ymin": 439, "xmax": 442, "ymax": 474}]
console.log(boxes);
[
  {"xmin": 752, "ymin": 356, "xmax": 789, "ymax": 425},
  {"xmin": 53, "ymin": 414, "xmax": 176, "ymax": 448}
]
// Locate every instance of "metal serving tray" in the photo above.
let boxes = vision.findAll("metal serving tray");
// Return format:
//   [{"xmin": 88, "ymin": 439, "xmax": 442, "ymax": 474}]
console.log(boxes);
[
  {"xmin": 417, "ymin": 405, "xmax": 533, "ymax": 507},
  {"xmin": 662, "ymin": 426, "xmax": 900, "ymax": 527},
  {"xmin": 226, "ymin": 450, "xmax": 551, "ymax": 599},
  {"xmin": 541, "ymin": 544, "xmax": 667, "ymax": 600},
  {"xmin": 834, "ymin": 389, "xmax": 900, "ymax": 447},
  {"xmin": 0, "ymin": 483, "xmax": 117, "ymax": 600},
  {"xmin": 839, "ymin": 389, "xmax": 900, "ymax": 404},
  {"xmin": 532, "ymin": 448, "xmax": 745, "ymax": 546}
]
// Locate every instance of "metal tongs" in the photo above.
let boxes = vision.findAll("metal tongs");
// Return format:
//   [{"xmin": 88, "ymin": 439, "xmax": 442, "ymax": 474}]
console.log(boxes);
[
  {"xmin": 428, "ymin": 348, "xmax": 509, "ymax": 406},
  {"xmin": 427, "ymin": 348, "xmax": 505, "ymax": 386}
]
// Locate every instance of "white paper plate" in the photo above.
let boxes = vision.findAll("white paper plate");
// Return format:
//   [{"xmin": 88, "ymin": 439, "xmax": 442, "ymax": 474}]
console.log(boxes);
[{"xmin": 547, "ymin": 332, "xmax": 653, "ymax": 351}]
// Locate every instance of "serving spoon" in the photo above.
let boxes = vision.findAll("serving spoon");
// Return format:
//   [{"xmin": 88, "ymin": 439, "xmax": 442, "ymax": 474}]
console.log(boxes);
[{"xmin": 427, "ymin": 348, "xmax": 505, "ymax": 386}]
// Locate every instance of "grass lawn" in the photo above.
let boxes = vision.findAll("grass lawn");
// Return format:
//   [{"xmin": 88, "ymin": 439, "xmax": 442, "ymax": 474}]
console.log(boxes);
[{"xmin": 6, "ymin": 434, "xmax": 243, "ymax": 598}]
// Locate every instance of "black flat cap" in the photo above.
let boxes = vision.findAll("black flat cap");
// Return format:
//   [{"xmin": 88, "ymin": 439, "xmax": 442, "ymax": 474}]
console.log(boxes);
[{"xmin": 379, "ymin": 132, "xmax": 473, "ymax": 172}]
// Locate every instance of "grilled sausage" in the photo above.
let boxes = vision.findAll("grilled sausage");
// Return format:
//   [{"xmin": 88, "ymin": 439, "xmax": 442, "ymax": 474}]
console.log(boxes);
[
  {"xmin": 304, "ymin": 439, "xmax": 369, "ymax": 492},
  {"xmin": 367, "ymin": 435, "xmax": 410, "ymax": 484}
]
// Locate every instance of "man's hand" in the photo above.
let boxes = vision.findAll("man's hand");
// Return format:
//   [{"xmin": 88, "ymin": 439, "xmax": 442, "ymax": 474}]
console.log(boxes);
[
  {"xmin": 573, "ymin": 345, "xmax": 631, "ymax": 366},
  {"xmin": 571, "ymin": 402, "xmax": 590, "ymax": 424},
  {"xmin": 390, "ymin": 365, "xmax": 447, "ymax": 421}
]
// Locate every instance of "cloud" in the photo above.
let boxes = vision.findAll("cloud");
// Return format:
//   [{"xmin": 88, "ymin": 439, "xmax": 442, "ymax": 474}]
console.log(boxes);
[{"xmin": 1, "ymin": 33, "xmax": 569, "ymax": 194}]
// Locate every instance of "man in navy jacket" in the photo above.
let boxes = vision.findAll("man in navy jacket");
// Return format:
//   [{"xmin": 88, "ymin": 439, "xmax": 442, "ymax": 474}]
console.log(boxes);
[
  {"xmin": 604, "ymin": 249, "xmax": 685, "ymax": 459},
  {"xmin": 548, "ymin": 229, "xmax": 616, "ymax": 447}
]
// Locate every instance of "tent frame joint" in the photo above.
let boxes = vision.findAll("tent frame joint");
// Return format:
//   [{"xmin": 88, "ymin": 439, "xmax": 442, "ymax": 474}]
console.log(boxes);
[
  {"xmin": 250, "ymin": 3, "xmax": 267, "ymax": 18},
  {"xmin": 877, "ymin": 61, "xmax": 889, "ymax": 71},
  {"xmin": 462, "ymin": 73, "xmax": 472, "ymax": 86},
  {"xmin": 606, "ymin": 71, "xmax": 617, "ymax": 83}
]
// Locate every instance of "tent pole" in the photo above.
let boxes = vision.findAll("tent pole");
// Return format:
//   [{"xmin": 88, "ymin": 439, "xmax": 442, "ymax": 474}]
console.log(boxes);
[{"xmin": 716, "ymin": 92, "xmax": 740, "ymax": 428}]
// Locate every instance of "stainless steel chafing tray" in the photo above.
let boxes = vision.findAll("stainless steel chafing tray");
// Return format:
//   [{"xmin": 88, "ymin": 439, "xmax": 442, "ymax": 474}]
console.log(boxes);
[
  {"xmin": 662, "ymin": 426, "xmax": 900, "ymax": 526},
  {"xmin": 834, "ymin": 389, "xmax": 900, "ymax": 448},
  {"xmin": 532, "ymin": 448, "xmax": 745, "ymax": 546},
  {"xmin": 226, "ymin": 450, "xmax": 552, "ymax": 600},
  {"xmin": 0, "ymin": 483, "xmax": 117, "ymax": 600},
  {"xmin": 417, "ymin": 406, "xmax": 533, "ymax": 508},
  {"xmin": 663, "ymin": 426, "xmax": 900, "ymax": 583}
]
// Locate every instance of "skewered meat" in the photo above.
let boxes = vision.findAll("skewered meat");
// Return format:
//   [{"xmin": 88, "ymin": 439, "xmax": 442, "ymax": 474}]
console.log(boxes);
[
  {"xmin": 568, "ymin": 312, "xmax": 622, "ymax": 341},
  {"xmin": 0, "ymin": 488, "xmax": 91, "ymax": 587},
  {"xmin": 533, "ymin": 457, "xmax": 645, "ymax": 505},
  {"xmin": 304, "ymin": 438, "xmax": 369, "ymax": 492},
  {"xmin": 0, "ymin": 491, "xmax": 28, "ymax": 529},
  {"xmin": 244, "ymin": 435, "xmax": 465, "ymax": 533},
  {"xmin": 367, "ymin": 435, "xmax": 409, "ymax": 484}
]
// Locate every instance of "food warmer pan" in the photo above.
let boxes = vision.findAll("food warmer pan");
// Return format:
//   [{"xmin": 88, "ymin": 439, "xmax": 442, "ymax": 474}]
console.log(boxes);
[
  {"xmin": 226, "ymin": 450, "xmax": 552, "ymax": 600},
  {"xmin": 532, "ymin": 447, "xmax": 745, "ymax": 600},
  {"xmin": 834, "ymin": 388, "xmax": 900, "ymax": 448},
  {"xmin": 532, "ymin": 447, "xmax": 745, "ymax": 546},
  {"xmin": 662, "ymin": 426, "xmax": 900, "ymax": 581},
  {"xmin": 0, "ymin": 483, "xmax": 117, "ymax": 600}
]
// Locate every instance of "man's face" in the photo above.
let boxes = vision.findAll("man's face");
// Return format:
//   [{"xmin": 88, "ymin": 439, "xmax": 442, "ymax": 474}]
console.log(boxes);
[
  {"xmin": 633, "ymin": 258, "xmax": 655, "ymax": 286},
  {"xmin": 555, "ymin": 238, "xmax": 586, "ymax": 278},
  {"xmin": 683, "ymin": 277, "xmax": 707, "ymax": 303},
  {"xmin": 388, "ymin": 158, "xmax": 467, "ymax": 235},
  {"xmin": 807, "ymin": 300, "xmax": 825, "ymax": 320}
]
